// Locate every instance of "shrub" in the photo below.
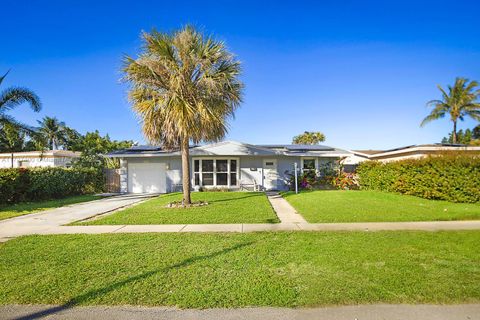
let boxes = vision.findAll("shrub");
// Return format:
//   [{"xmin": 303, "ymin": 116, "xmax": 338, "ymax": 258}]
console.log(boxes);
[
  {"xmin": 0, "ymin": 167, "xmax": 104, "ymax": 205},
  {"xmin": 285, "ymin": 161, "xmax": 359, "ymax": 191},
  {"xmin": 331, "ymin": 172, "xmax": 359, "ymax": 190},
  {"xmin": 357, "ymin": 154, "xmax": 480, "ymax": 203}
]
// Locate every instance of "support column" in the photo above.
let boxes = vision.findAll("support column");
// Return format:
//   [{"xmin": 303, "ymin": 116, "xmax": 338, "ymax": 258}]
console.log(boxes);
[{"xmin": 119, "ymin": 158, "xmax": 128, "ymax": 193}]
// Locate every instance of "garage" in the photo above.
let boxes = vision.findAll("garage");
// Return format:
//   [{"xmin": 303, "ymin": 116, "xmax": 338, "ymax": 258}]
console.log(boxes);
[{"xmin": 127, "ymin": 162, "xmax": 166, "ymax": 193}]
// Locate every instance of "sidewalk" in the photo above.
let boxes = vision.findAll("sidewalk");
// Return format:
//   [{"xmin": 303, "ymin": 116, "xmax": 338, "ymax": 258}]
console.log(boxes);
[
  {"xmin": 2, "ymin": 304, "xmax": 479, "ymax": 320},
  {"xmin": 1, "ymin": 192, "xmax": 480, "ymax": 242},
  {"xmin": 26, "ymin": 220, "xmax": 480, "ymax": 238}
]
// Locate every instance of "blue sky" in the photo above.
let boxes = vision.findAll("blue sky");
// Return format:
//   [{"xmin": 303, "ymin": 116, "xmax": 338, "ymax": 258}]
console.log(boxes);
[{"xmin": 1, "ymin": 0, "xmax": 479, "ymax": 150}]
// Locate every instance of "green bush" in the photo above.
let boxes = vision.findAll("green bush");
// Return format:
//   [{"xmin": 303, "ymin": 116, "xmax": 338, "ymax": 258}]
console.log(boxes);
[
  {"xmin": 357, "ymin": 155, "xmax": 480, "ymax": 203},
  {"xmin": 0, "ymin": 167, "xmax": 104, "ymax": 204}
]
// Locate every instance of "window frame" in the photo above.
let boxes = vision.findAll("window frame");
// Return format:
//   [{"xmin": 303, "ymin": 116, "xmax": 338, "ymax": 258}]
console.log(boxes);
[
  {"xmin": 192, "ymin": 158, "xmax": 240, "ymax": 188},
  {"xmin": 301, "ymin": 158, "xmax": 318, "ymax": 173}
]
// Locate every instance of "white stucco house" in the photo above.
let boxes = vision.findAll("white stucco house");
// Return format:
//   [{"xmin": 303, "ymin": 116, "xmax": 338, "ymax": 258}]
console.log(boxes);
[
  {"xmin": 108, "ymin": 140, "xmax": 351, "ymax": 194},
  {"xmin": 344, "ymin": 144, "xmax": 480, "ymax": 167},
  {"xmin": 363, "ymin": 144, "xmax": 480, "ymax": 162},
  {"xmin": 0, "ymin": 150, "xmax": 81, "ymax": 168}
]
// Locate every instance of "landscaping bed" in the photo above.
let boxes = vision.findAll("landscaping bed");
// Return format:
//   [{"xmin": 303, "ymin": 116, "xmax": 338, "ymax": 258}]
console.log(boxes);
[
  {"xmin": 282, "ymin": 190, "xmax": 480, "ymax": 223},
  {"xmin": 0, "ymin": 231, "xmax": 478, "ymax": 307},
  {"xmin": 76, "ymin": 192, "xmax": 279, "ymax": 225},
  {"xmin": 0, "ymin": 195, "xmax": 101, "ymax": 221}
]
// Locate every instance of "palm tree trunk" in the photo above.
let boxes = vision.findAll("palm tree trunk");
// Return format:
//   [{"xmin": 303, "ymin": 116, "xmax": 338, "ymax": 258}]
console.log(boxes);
[
  {"xmin": 452, "ymin": 121, "xmax": 457, "ymax": 144},
  {"xmin": 181, "ymin": 136, "xmax": 191, "ymax": 205}
]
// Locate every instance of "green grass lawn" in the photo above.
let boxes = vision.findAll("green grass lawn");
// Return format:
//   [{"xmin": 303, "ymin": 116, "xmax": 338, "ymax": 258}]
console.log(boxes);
[
  {"xmin": 0, "ymin": 195, "xmax": 102, "ymax": 221},
  {"xmin": 78, "ymin": 192, "xmax": 278, "ymax": 225},
  {"xmin": 0, "ymin": 231, "xmax": 478, "ymax": 307},
  {"xmin": 282, "ymin": 190, "xmax": 480, "ymax": 223}
]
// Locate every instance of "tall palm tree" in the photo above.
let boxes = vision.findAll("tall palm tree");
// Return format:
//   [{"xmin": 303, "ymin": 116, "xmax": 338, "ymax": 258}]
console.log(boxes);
[
  {"xmin": 37, "ymin": 116, "xmax": 67, "ymax": 150},
  {"xmin": 0, "ymin": 70, "xmax": 42, "ymax": 131},
  {"xmin": 123, "ymin": 26, "xmax": 243, "ymax": 204},
  {"xmin": 421, "ymin": 77, "xmax": 480, "ymax": 143}
]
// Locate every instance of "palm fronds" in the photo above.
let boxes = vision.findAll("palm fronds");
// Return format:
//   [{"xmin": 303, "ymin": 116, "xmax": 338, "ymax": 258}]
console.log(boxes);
[
  {"xmin": 123, "ymin": 26, "xmax": 244, "ymax": 203},
  {"xmin": 0, "ymin": 70, "xmax": 42, "ymax": 132},
  {"xmin": 422, "ymin": 77, "xmax": 480, "ymax": 142}
]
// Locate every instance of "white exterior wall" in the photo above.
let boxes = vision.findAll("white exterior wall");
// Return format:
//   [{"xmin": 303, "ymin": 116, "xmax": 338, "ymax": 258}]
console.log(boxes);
[
  {"xmin": 343, "ymin": 154, "xmax": 369, "ymax": 165},
  {"xmin": 375, "ymin": 153, "xmax": 427, "ymax": 163},
  {"xmin": 119, "ymin": 158, "xmax": 128, "ymax": 193},
  {"xmin": 120, "ymin": 155, "xmax": 338, "ymax": 192},
  {"xmin": 0, "ymin": 156, "xmax": 57, "ymax": 168},
  {"xmin": 238, "ymin": 156, "xmax": 264, "ymax": 189}
]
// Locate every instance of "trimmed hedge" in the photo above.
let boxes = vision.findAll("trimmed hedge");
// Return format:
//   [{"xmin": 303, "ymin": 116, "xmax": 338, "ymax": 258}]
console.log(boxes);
[
  {"xmin": 356, "ymin": 155, "xmax": 480, "ymax": 203},
  {"xmin": 0, "ymin": 167, "xmax": 104, "ymax": 204}
]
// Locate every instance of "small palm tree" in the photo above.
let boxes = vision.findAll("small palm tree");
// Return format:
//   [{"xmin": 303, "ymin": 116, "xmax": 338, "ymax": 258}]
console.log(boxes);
[
  {"xmin": 0, "ymin": 123, "xmax": 28, "ymax": 152},
  {"xmin": 37, "ymin": 116, "xmax": 67, "ymax": 150},
  {"xmin": 0, "ymin": 70, "xmax": 42, "ymax": 131},
  {"xmin": 421, "ymin": 78, "xmax": 480, "ymax": 143},
  {"xmin": 292, "ymin": 131, "xmax": 326, "ymax": 145},
  {"xmin": 123, "ymin": 26, "xmax": 243, "ymax": 204}
]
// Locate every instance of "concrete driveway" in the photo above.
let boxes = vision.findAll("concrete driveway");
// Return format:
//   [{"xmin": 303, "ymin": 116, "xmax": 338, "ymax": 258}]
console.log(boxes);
[{"xmin": 0, "ymin": 194, "xmax": 153, "ymax": 242}]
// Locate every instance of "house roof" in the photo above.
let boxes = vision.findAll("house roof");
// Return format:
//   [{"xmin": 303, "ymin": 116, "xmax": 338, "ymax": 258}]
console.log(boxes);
[
  {"xmin": 353, "ymin": 149, "xmax": 384, "ymax": 155},
  {"xmin": 107, "ymin": 141, "xmax": 351, "ymax": 158},
  {"xmin": 259, "ymin": 144, "xmax": 335, "ymax": 151},
  {"xmin": 190, "ymin": 141, "xmax": 278, "ymax": 156},
  {"xmin": 367, "ymin": 144, "xmax": 480, "ymax": 159}
]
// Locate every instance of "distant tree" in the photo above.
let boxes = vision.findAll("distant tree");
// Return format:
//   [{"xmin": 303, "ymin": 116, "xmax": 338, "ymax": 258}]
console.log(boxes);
[
  {"xmin": 292, "ymin": 131, "xmax": 326, "ymax": 145},
  {"xmin": 0, "ymin": 123, "xmax": 28, "ymax": 152},
  {"xmin": 72, "ymin": 131, "xmax": 133, "ymax": 169},
  {"xmin": 0, "ymin": 70, "xmax": 42, "ymax": 132},
  {"xmin": 473, "ymin": 124, "xmax": 480, "ymax": 139},
  {"xmin": 123, "ymin": 26, "xmax": 243, "ymax": 204},
  {"xmin": 422, "ymin": 77, "xmax": 480, "ymax": 143},
  {"xmin": 37, "ymin": 116, "xmax": 68, "ymax": 150},
  {"xmin": 442, "ymin": 129, "xmax": 473, "ymax": 144},
  {"xmin": 63, "ymin": 126, "xmax": 83, "ymax": 151}
]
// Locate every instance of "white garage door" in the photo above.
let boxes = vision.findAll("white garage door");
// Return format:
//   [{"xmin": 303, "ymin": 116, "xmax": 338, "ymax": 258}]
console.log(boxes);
[{"xmin": 128, "ymin": 162, "xmax": 166, "ymax": 193}]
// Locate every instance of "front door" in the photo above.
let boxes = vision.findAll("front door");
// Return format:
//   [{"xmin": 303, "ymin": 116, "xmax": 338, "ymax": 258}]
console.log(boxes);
[{"xmin": 262, "ymin": 159, "xmax": 278, "ymax": 190}]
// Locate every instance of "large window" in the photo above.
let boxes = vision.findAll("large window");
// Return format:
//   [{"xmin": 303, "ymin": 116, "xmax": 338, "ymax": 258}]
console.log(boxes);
[
  {"xmin": 202, "ymin": 159, "xmax": 214, "ymax": 186},
  {"xmin": 193, "ymin": 159, "xmax": 239, "ymax": 187}
]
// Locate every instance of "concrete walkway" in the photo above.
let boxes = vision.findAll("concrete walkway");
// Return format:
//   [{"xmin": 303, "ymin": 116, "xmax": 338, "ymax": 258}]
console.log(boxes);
[
  {"xmin": 1, "ymin": 304, "xmax": 479, "ymax": 320},
  {"xmin": 266, "ymin": 191, "xmax": 307, "ymax": 224}
]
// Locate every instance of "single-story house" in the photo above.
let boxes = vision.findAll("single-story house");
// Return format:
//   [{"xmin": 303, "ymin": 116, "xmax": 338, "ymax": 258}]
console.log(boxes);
[
  {"xmin": 345, "ymin": 144, "xmax": 480, "ymax": 166},
  {"xmin": 108, "ymin": 140, "xmax": 351, "ymax": 194},
  {"xmin": 0, "ymin": 150, "xmax": 81, "ymax": 169}
]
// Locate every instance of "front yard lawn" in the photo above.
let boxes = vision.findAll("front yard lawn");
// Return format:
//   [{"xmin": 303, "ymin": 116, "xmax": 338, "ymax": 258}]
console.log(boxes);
[
  {"xmin": 78, "ymin": 192, "xmax": 279, "ymax": 225},
  {"xmin": 282, "ymin": 190, "xmax": 480, "ymax": 223},
  {"xmin": 0, "ymin": 195, "xmax": 102, "ymax": 221},
  {"xmin": 0, "ymin": 231, "xmax": 478, "ymax": 307}
]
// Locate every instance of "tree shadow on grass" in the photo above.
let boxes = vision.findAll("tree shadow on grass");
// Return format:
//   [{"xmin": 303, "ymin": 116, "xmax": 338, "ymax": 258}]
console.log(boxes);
[
  {"xmin": 206, "ymin": 193, "xmax": 264, "ymax": 204},
  {"xmin": 14, "ymin": 241, "xmax": 255, "ymax": 320}
]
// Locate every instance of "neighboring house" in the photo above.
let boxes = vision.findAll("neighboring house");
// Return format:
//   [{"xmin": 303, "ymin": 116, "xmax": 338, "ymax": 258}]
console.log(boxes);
[
  {"xmin": 367, "ymin": 144, "xmax": 480, "ymax": 162},
  {"xmin": 108, "ymin": 140, "xmax": 351, "ymax": 194},
  {"xmin": 341, "ymin": 151, "xmax": 371, "ymax": 172},
  {"xmin": 345, "ymin": 144, "xmax": 480, "ymax": 167},
  {"xmin": 0, "ymin": 150, "xmax": 81, "ymax": 168}
]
